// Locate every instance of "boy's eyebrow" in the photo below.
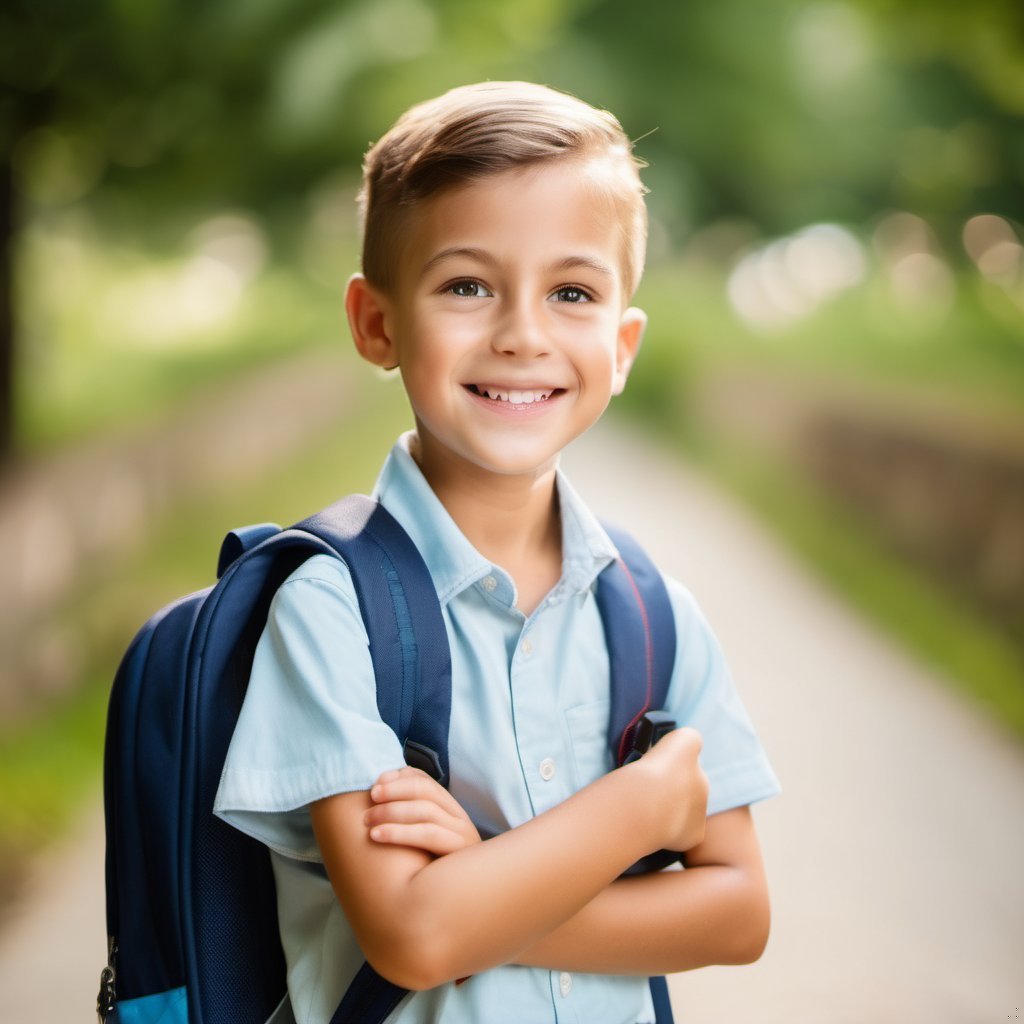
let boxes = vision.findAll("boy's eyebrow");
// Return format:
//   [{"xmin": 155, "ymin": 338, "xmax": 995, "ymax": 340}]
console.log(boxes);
[
  {"xmin": 420, "ymin": 246, "xmax": 495, "ymax": 277},
  {"xmin": 550, "ymin": 255, "xmax": 615, "ymax": 279},
  {"xmin": 420, "ymin": 247, "xmax": 615, "ymax": 279}
]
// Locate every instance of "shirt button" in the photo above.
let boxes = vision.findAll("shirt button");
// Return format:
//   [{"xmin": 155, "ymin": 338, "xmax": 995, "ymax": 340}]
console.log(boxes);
[
  {"xmin": 559, "ymin": 972, "xmax": 573, "ymax": 997},
  {"xmin": 539, "ymin": 757, "xmax": 556, "ymax": 781},
  {"xmin": 521, "ymin": 637, "xmax": 533, "ymax": 656},
  {"xmin": 482, "ymin": 575, "xmax": 497, "ymax": 592}
]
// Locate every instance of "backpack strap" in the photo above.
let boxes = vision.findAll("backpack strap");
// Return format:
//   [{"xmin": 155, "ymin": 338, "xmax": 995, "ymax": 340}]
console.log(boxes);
[
  {"xmin": 217, "ymin": 523, "xmax": 283, "ymax": 579},
  {"xmin": 596, "ymin": 523, "xmax": 679, "ymax": 1024},
  {"xmin": 291, "ymin": 495, "xmax": 451, "ymax": 1024},
  {"xmin": 295, "ymin": 495, "xmax": 452, "ymax": 786},
  {"xmin": 253, "ymin": 505, "xmax": 673, "ymax": 1024},
  {"xmin": 596, "ymin": 523, "xmax": 677, "ymax": 764}
]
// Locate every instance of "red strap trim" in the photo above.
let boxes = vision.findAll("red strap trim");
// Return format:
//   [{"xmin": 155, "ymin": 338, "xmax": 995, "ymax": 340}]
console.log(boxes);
[{"xmin": 614, "ymin": 556, "xmax": 655, "ymax": 766}]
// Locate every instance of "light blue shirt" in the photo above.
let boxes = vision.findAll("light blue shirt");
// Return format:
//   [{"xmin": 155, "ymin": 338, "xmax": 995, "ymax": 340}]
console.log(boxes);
[{"xmin": 215, "ymin": 433, "xmax": 779, "ymax": 1024}]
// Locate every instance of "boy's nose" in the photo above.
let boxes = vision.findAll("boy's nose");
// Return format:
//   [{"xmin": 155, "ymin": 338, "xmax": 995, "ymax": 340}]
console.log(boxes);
[{"xmin": 490, "ymin": 298, "xmax": 551, "ymax": 358}]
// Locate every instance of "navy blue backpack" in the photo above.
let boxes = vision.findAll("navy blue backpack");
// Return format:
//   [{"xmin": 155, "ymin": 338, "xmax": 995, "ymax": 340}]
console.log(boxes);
[{"xmin": 99, "ymin": 495, "xmax": 679, "ymax": 1024}]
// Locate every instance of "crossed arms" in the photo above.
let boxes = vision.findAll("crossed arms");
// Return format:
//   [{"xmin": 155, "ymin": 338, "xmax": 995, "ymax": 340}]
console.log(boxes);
[{"xmin": 310, "ymin": 728, "xmax": 770, "ymax": 991}]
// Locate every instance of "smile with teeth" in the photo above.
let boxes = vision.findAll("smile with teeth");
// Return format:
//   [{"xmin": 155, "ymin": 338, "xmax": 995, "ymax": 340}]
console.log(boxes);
[{"xmin": 466, "ymin": 384, "xmax": 561, "ymax": 405}]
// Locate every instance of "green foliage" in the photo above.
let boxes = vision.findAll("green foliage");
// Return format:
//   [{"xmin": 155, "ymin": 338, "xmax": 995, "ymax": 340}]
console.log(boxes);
[
  {"xmin": 629, "ymin": 245, "xmax": 1024, "ymax": 410},
  {"xmin": 15, "ymin": 208, "xmax": 361, "ymax": 449},
  {"xmin": 6, "ymin": 0, "xmax": 1023, "ymax": 237}
]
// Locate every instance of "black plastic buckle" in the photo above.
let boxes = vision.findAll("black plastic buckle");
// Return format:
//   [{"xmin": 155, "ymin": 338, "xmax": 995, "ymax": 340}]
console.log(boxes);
[
  {"xmin": 622, "ymin": 710, "xmax": 676, "ymax": 766},
  {"xmin": 403, "ymin": 739, "xmax": 446, "ymax": 784},
  {"xmin": 620, "ymin": 711, "xmax": 683, "ymax": 877}
]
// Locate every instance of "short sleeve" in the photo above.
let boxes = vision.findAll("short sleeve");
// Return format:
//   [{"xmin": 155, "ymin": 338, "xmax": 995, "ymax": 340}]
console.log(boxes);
[
  {"xmin": 664, "ymin": 577, "xmax": 780, "ymax": 815},
  {"xmin": 213, "ymin": 554, "xmax": 406, "ymax": 861}
]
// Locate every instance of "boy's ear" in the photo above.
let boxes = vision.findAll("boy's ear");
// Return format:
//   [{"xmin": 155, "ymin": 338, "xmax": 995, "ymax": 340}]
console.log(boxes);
[
  {"xmin": 611, "ymin": 306, "xmax": 646, "ymax": 395},
  {"xmin": 345, "ymin": 274, "xmax": 399, "ymax": 369}
]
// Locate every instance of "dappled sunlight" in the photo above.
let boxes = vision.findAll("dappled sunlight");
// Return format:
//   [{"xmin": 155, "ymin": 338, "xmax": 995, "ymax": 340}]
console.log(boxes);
[
  {"xmin": 963, "ymin": 214, "xmax": 1024, "ymax": 312},
  {"xmin": 726, "ymin": 223, "xmax": 866, "ymax": 330},
  {"xmin": 270, "ymin": 0, "xmax": 437, "ymax": 143},
  {"xmin": 790, "ymin": 2, "xmax": 873, "ymax": 96},
  {"xmin": 870, "ymin": 211, "xmax": 956, "ymax": 322},
  {"xmin": 100, "ymin": 213, "xmax": 268, "ymax": 349},
  {"xmin": 887, "ymin": 251, "xmax": 956, "ymax": 321}
]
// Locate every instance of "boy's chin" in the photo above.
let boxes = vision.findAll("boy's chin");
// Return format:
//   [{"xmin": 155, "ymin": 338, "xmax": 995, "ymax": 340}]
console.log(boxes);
[
  {"xmin": 460, "ymin": 446, "xmax": 562, "ymax": 479},
  {"xmin": 419, "ymin": 436, "xmax": 563, "ymax": 481}
]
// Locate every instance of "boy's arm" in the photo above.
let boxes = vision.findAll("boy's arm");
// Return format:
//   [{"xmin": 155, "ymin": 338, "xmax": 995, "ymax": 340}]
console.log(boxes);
[
  {"xmin": 309, "ymin": 728, "xmax": 707, "ymax": 991},
  {"xmin": 364, "ymin": 770, "xmax": 769, "ymax": 975},
  {"xmin": 514, "ymin": 805, "xmax": 770, "ymax": 974}
]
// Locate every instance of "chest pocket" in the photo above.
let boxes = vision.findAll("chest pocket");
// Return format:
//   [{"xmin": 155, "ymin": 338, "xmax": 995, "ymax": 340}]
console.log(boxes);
[{"xmin": 564, "ymin": 698, "xmax": 614, "ymax": 789}]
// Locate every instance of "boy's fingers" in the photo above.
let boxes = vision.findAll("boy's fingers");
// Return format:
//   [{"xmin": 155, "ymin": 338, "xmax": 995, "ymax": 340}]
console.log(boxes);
[
  {"xmin": 371, "ymin": 776, "xmax": 435, "ymax": 803},
  {"xmin": 371, "ymin": 774, "xmax": 466, "ymax": 816},
  {"xmin": 364, "ymin": 799, "xmax": 455, "ymax": 828},
  {"xmin": 368, "ymin": 822, "xmax": 465, "ymax": 856}
]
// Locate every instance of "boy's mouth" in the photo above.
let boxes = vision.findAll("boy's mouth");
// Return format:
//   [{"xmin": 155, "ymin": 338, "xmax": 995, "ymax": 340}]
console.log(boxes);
[{"xmin": 465, "ymin": 384, "xmax": 562, "ymax": 405}]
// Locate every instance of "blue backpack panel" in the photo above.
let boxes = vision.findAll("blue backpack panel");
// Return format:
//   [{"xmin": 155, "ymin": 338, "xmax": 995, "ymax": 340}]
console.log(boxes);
[{"xmin": 99, "ymin": 496, "xmax": 678, "ymax": 1024}]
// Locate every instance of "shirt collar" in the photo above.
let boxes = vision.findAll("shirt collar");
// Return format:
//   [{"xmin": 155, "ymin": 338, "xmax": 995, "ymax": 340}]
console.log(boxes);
[{"xmin": 372, "ymin": 432, "xmax": 619, "ymax": 607}]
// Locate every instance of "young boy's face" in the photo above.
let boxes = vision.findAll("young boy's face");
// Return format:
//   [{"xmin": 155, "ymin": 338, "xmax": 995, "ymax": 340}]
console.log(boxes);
[{"xmin": 349, "ymin": 157, "xmax": 645, "ymax": 484}]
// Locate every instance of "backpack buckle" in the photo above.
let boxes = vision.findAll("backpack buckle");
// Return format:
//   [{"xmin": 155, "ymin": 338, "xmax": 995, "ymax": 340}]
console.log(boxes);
[
  {"xmin": 622, "ymin": 711, "xmax": 676, "ymax": 766},
  {"xmin": 403, "ymin": 739, "xmax": 447, "ymax": 784}
]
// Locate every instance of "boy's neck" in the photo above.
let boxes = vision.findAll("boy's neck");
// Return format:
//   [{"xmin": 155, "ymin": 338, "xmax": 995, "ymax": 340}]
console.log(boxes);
[{"xmin": 409, "ymin": 434, "xmax": 563, "ymax": 614}]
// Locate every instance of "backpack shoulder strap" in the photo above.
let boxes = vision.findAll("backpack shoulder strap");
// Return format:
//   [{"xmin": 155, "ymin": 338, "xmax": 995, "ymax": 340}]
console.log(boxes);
[
  {"xmin": 294, "ymin": 494, "xmax": 453, "ymax": 786},
  {"xmin": 203, "ymin": 495, "xmax": 449, "ymax": 1024},
  {"xmin": 595, "ymin": 524, "xmax": 679, "ymax": 1024},
  {"xmin": 596, "ymin": 522, "xmax": 677, "ymax": 765},
  {"xmin": 291, "ymin": 495, "xmax": 451, "ymax": 1024}
]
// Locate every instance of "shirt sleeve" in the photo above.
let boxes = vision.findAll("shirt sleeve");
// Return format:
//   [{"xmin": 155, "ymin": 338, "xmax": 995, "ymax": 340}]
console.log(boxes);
[
  {"xmin": 213, "ymin": 554, "xmax": 407, "ymax": 861},
  {"xmin": 663, "ymin": 577, "xmax": 780, "ymax": 815}
]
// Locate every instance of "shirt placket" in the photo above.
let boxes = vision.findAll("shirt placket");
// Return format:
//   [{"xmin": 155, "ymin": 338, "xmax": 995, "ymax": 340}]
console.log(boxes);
[{"xmin": 507, "ymin": 600, "xmax": 581, "ymax": 1024}]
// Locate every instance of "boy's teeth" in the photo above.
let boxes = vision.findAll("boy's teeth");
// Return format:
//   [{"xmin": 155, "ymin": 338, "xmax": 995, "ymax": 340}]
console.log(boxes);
[{"xmin": 479, "ymin": 386, "xmax": 552, "ymax": 404}]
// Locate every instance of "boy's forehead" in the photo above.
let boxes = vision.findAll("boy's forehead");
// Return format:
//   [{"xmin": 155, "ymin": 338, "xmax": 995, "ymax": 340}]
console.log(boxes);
[{"xmin": 396, "ymin": 159, "xmax": 632, "ymax": 285}]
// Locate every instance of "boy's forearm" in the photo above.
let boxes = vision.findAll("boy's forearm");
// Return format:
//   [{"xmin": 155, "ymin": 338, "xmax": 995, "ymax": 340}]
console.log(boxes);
[
  {"xmin": 515, "ymin": 863, "xmax": 768, "ymax": 974},
  {"xmin": 515, "ymin": 807, "xmax": 770, "ymax": 975},
  {"xmin": 319, "ymin": 762, "xmax": 672, "ymax": 990},
  {"xmin": 316, "ymin": 729, "xmax": 705, "ymax": 990},
  {"xmin": 391, "ymin": 765, "xmax": 660, "ymax": 982}
]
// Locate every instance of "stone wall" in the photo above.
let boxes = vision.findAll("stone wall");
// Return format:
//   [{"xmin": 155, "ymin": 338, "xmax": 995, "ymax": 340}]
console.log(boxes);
[{"xmin": 696, "ymin": 368, "xmax": 1024, "ymax": 646}]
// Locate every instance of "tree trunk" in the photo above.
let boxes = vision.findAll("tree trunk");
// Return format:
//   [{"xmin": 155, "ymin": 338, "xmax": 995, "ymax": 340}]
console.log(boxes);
[{"xmin": 0, "ymin": 158, "xmax": 13, "ymax": 460}]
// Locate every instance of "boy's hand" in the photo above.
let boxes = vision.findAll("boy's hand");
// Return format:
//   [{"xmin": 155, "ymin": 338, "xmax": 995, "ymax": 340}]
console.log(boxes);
[
  {"xmin": 632, "ymin": 727, "xmax": 708, "ymax": 853},
  {"xmin": 366, "ymin": 766, "xmax": 482, "ymax": 856}
]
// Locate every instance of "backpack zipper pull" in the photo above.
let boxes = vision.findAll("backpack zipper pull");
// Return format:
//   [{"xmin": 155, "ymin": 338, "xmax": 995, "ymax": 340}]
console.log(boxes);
[{"xmin": 96, "ymin": 937, "xmax": 117, "ymax": 1021}]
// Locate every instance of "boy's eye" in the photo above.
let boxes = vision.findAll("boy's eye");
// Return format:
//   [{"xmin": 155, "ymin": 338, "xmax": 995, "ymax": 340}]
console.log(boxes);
[
  {"xmin": 446, "ymin": 279, "xmax": 492, "ymax": 298},
  {"xmin": 550, "ymin": 285, "xmax": 593, "ymax": 304}
]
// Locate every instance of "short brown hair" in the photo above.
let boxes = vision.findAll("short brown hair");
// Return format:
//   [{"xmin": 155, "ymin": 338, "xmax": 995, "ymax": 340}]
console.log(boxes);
[{"xmin": 358, "ymin": 81, "xmax": 648, "ymax": 297}]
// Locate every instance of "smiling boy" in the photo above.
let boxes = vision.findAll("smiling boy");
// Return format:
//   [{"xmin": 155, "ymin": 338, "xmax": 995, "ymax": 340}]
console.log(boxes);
[{"xmin": 215, "ymin": 81, "xmax": 779, "ymax": 1024}]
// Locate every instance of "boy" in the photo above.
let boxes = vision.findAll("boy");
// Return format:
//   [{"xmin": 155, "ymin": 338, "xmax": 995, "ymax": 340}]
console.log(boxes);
[{"xmin": 215, "ymin": 81, "xmax": 779, "ymax": 1024}]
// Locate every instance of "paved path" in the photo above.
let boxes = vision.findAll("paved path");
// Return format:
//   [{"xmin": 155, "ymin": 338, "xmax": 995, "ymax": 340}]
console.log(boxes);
[{"xmin": 2, "ymin": 418, "xmax": 1022, "ymax": 1022}]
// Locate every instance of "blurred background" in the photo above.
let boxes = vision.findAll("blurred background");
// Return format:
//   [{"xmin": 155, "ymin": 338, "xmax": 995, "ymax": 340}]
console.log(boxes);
[{"xmin": 1, "ymin": 0, "xmax": 1023, "ymax": 1016}]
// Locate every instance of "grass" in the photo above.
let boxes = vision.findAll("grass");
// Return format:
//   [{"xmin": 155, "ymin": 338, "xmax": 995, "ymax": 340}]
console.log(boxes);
[
  {"xmin": 635, "ymin": 258, "xmax": 1024, "ymax": 416},
  {"xmin": 15, "ymin": 211, "xmax": 360, "ymax": 452},
  {"xmin": 0, "ymin": 379, "xmax": 410, "ymax": 870}
]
